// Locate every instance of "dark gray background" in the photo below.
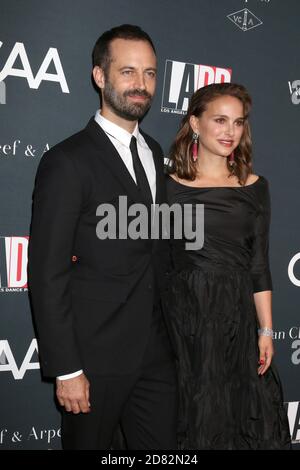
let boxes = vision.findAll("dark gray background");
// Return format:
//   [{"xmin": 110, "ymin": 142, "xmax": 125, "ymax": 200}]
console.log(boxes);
[{"xmin": 0, "ymin": 0, "xmax": 299, "ymax": 449}]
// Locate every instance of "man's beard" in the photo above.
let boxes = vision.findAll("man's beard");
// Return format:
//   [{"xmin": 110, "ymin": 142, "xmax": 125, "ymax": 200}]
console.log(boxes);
[{"xmin": 103, "ymin": 80, "xmax": 153, "ymax": 121}]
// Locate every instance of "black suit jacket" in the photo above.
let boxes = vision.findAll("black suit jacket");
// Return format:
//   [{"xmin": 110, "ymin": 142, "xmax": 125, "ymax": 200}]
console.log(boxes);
[{"xmin": 28, "ymin": 118, "xmax": 170, "ymax": 378}]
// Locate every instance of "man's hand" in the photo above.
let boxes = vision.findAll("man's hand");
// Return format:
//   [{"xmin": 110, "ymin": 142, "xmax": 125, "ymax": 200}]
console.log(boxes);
[{"xmin": 56, "ymin": 373, "xmax": 91, "ymax": 414}]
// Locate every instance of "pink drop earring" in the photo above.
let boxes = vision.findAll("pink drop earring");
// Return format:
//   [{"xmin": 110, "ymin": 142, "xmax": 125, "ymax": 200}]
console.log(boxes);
[
  {"xmin": 192, "ymin": 133, "xmax": 199, "ymax": 162},
  {"xmin": 229, "ymin": 151, "xmax": 235, "ymax": 167}
]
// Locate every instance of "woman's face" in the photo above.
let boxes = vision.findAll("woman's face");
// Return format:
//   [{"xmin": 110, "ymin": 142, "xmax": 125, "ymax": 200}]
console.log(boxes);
[{"xmin": 191, "ymin": 95, "xmax": 246, "ymax": 159}]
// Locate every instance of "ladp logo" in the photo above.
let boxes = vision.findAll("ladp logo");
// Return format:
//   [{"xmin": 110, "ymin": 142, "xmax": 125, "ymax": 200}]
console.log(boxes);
[
  {"xmin": 0, "ymin": 237, "xmax": 28, "ymax": 291},
  {"xmin": 288, "ymin": 80, "xmax": 300, "ymax": 105},
  {"xmin": 161, "ymin": 60, "xmax": 232, "ymax": 115}
]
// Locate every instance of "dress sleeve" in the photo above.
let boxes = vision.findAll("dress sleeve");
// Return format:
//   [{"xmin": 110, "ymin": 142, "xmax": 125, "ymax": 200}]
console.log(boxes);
[{"xmin": 250, "ymin": 178, "xmax": 273, "ymax": 293}]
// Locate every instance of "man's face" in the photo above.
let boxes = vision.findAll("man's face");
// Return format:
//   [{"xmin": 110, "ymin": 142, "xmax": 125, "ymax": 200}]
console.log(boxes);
[{"xmin": 96, "ymin": 38, "xmax": 157, "ymax": 121}]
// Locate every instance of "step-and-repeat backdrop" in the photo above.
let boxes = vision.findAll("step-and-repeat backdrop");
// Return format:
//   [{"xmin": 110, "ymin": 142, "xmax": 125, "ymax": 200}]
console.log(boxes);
[{"xmin": 0, "ymin": 0, "xmax": 299, "ymax": 449}]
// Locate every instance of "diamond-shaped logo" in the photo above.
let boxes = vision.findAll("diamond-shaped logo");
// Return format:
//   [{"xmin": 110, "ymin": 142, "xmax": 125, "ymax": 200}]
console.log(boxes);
[{"xmin": 227, "ymin": 8, "xmax": 263, "ymax": 32}]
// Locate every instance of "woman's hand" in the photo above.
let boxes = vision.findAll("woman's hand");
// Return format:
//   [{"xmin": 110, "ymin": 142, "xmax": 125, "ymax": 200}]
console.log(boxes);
[{"xmin": 258, "ymin": 335, "xmax": 274, "ymax": 375}]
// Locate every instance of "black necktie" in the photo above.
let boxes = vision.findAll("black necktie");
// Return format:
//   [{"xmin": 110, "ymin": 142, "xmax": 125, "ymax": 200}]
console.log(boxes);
[{"xmin": 130, "ymin": 136, "xmax": 153, "ymax": 207}]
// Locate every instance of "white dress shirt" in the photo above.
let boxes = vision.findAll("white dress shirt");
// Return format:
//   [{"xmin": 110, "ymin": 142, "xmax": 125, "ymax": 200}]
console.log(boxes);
[
  {"xmin": 94, "ymin": 110, "xmax": 156, "ymax": 202},
  {"xmin": 57, "ymin": 111, "xmax": 157, "ymax": 380}
]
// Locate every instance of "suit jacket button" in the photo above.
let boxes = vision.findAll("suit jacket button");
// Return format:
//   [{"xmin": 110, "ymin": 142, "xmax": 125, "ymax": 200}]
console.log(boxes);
[
  {"xmin": 72, "ymin": 255, "xmax": 78, "ymax": 262},
  {"xmin": 148, "ymin": 284, "xmax": 152, "ymax": 290}
]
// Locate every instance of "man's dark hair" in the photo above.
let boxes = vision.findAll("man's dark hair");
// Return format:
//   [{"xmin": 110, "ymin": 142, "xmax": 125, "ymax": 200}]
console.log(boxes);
[{"xmin": 92, "ymin": 24, "xmax": 156, "ymax": 75}]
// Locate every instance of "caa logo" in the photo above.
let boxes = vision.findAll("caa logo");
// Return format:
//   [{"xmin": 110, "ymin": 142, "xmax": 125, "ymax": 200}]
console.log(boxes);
[
  {"xmin": 288, "ymin": 253, "xmax": 300, "ymax": 287},
  {"xmin": 0, "ymin": 79, "xmax": 5, "ymax": 104},
  {"xmin": 0, "ymin": 339, "xmax": 39, "ymax": 380},
  {"xmin": 0, "ymin": 237, "xmax": 28, "ymax": 291},
  {"xmin": 0, "ymin": 41, "xmax": 69, "ymax": 104},
  {"xmin": 161, "ymin": 60, "xmax": 232, "ymax": 114},
  {"xmin": 286, "ymin": 401, "xmax": 300, "ymax": 444}
]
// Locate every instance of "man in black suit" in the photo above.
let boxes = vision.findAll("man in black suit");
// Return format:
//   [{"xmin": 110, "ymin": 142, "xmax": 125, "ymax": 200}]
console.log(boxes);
[{"xmin": 28, "ymin": 24, "xmax": 177, "ymax": 450}]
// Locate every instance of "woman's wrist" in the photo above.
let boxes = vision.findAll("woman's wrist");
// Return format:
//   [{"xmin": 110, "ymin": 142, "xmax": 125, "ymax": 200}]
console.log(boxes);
[{"xmin": 258, "ymin": 327, "xmax": 273, "ymax": 337}]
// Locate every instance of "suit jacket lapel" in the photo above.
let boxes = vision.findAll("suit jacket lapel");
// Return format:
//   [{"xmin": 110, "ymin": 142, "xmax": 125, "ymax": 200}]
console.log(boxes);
[
  {"xmin": 85, "ymin": 118, "xmax": 143, "ymax": 203},
  {"xmin": 85, "ymin": 118, "xmax": 165, "ymax": 207}
]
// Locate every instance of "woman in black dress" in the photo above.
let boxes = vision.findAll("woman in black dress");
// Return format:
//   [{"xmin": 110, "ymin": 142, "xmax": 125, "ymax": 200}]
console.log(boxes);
[{"xmin": 164, "ymin": 83, "xmax": 291, "ymax": 449}]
